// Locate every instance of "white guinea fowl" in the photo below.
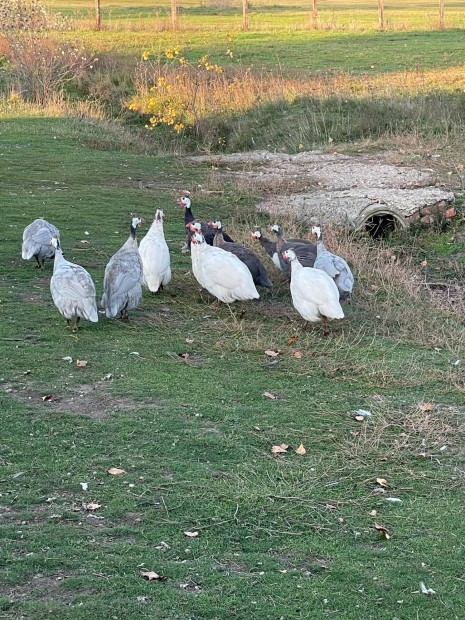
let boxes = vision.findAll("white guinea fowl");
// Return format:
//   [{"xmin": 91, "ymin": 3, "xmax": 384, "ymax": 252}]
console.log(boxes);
[
  {"xmin": 50, "ymin": 237, "xmax": 98, "ymax": 328},
  {"xmin": 311, "ymin": 225, "xmax": 354, "ymax": 302},
  {"xmin": 102, "ymin": 216, "xmax": 143, "ymax": 320},
  {"xmin": 282, "ymin": 248, "xmax": 344, "ymax": 335},
  {"xmin": 139, "ymin": 209, "xmax": 171, "ymax": 293},
  {"xmin": 189, "ymin": 228, "xmax": 259, "ymax": 307},
  {"xmin": 22, "ymin": 218, "xmax": 60, "ymax": 268}
]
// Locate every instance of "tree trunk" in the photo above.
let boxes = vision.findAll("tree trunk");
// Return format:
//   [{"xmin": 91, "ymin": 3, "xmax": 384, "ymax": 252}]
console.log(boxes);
[
  {"xmin": 439, "ymin": 0, "xmax": 445, "ymax": 29},
  {"xmin": 242, "ymin": 0, "xmax": 249, "ymax": 30},
  {"xmin": 312, "ymin": 0, "xmax": 317, "ymax": 29},
  {"xmin": 95, "ymin": 0, "xmax": 101, "ymax": 30},
  {"xmin": 378, "ymin": 0, "xmax": 384, "ymax": 30},
  {"xmin": 171, "ymin": 0, "xmax": 177, "ymax": 30}
]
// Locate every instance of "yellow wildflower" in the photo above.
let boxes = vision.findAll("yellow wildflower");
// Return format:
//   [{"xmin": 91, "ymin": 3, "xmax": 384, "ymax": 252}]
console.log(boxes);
[
  {"xmin": 174, "ymin": 122, "xmax": 184, "ymax": 133},
  {"xmin": 142, "ymin": 50, "xmax": 150, "ymax": 61}
]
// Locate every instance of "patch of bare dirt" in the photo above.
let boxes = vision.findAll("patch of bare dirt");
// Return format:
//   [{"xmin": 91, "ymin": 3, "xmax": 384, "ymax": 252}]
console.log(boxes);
[{"xmin": 2, "ymin": 378, "xmax": 153, "ymax": 418}]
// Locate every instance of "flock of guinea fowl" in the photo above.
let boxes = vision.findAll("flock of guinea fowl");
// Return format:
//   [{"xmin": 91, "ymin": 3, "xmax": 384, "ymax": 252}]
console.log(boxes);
[{"xmin": 20, "ymin": 191, "xmax": 354, "ymax": 335}]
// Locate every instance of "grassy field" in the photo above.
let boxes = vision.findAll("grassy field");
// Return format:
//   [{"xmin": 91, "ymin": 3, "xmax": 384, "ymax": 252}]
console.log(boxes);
[
  {"xmin": 48, "ymin": 0, "xmax": 465, "ymax": 32},
  {"xmin": 1, "ymin": 111, "xmax": 465, "ymax": 619},
  {"xmin": 1, "ymin": 1, "xmax": 465, "ymax": 618}
]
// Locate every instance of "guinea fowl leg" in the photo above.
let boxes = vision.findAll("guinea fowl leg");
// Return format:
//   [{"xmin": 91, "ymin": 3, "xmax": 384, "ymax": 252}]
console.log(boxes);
[
  {"xmin": 76, "ymin": 317, "xmax": 81, "ymax": 330},
  {"xmin": 302, "ymin": 320, "xmax": 308, "ymax": 331},
  {"xmin": 34, "ymin": 255, "xmax": 42, "ymax": 269},
  {"xmin": 66, "ymin": 319, "xmax": 72, "ymax": 329},
  {"xmin": 321, "ymin": 315, "xmax": 329, "ymax": 337},
  {"xmin": 239, "ymin": 303, "xmax": 246, "ymax": 319}
]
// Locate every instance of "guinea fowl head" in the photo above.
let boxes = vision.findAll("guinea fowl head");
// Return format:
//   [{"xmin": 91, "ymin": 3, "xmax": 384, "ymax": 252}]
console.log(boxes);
[
  {"xmin": 251, "ymin": 230, "xmax": 262, "ymax": 240},
  {"xmin": 271, "ymin": 224, "xmax": 281, "ymax": 235},
  {"xmin": 187, "ymin": 221, "xmax": 202, "ymax": 233},
  {"xmin": 177, "ymin": 196, "xmax": 191, "ymax": 209},
  {"xmin": 50, "ymin": 237, "xmax": 61, "ymax": 250},
  {"xmin": 155, "ymin": 209, "xmax": 164, "ymax": 221},
  {"xmin": 282, "ymin": 249, "xmax": 296, "ymax": 262},
  {"xmin": 311, "ymin": 225, "xmax": 321, "ymax": 239},
  {"xmin": 191, "ymin": 232, "xmax": 205, "ymax": 245},
  {"xmin": 212, "ymin": 220, "xmax": 222, "ymax": 230}
]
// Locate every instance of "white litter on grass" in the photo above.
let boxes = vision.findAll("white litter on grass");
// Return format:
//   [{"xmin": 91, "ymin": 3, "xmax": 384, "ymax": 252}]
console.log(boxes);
[
  {"xmin": 62, "ymin": 356, "xmax": 73, "ymax": 363},
  {"xmin": 419, "ymin": 581, "xmax": 436, "ymax": 595},
  {"xmin": 353, "ymin": 409, "xmax": 372, "ymax": 417},
  {"xmin": 385, "ymin": 497, "xmax": 402, "ymax": 503},
  {"xmin": 80, "ymin": 482, "xmax": 89, "ymax": 491}
]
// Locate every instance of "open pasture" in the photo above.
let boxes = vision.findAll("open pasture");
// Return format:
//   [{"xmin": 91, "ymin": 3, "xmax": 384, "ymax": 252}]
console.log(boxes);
[
  {"xmin": 1, "ymin": 111, "xmax": 465, "ymax": 618},
  {"xmin": 1, "ymin": 0, "xmax": 465, "ymax": 617}
]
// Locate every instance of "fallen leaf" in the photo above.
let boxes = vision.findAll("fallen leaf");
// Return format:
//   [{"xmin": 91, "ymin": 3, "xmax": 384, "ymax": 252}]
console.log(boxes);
[
  {"xmin": 418, "ymin": 402, "xmax": 433, "ymax": 412},
  {"xmin": 419, "ymin": 581, "xmax": 436, "ymax": 595},
  {"xmin": 354, "ymin": 415, "xmax": 365, "ymax": 422},
  {"xmin": 85, "ymin": 503, "xmax": 101, "ymax": 511},
  {"xmin": 369, "ymin": 510, "xmax": 377, "ymax": 516},
  {"xmin": 62, "ymin": 356, "xmax": 73, "ymax": 363},
  {"xmin": 385, "ymin": 497, "xmax": 402, "ymax": 503},
  {"xmin": 295, "ymin": 443, "xmax": 306, "ymax": 455},
  {"xmin": 265, "ymin": 349, "xmax": 280, "ymax": 357},
  {"xmin": 80, "ymin": 240, "xmax": 89, "ymax": 244},
  {"xmin": 376, "ymin": 478, "xmax": 389, "ymax": 488},
  {"xmin": 141, "ymin": 570, "xmax": 166, "ymax": 581},
  {"xmin": 102, "ymin": 373, "xmax": 113, "ymax": 381},
  {"xmin": 263, "ymin": 391, "xmax": 278, "ymax": 400},
  {"xmin": 271, "ymin": 444, "xmax": 288, "ymax": 454},
  {"xmin": 214, "ymin": 341, "xmax": 223, "ymax": 349},
  {"xmin": 287, "ymin": 335, "xmax": 298, "ymax": 346},
  {"xmin": 293, "ymin": 351, "xmax": 303, "ymax": 359},
  {"xmin": 108, "ymin": 467, "xmax": 126, "ymax": 475},
  {"xmin": 184, "ymin": 531, "xmax": 199, "ymax": 538},
  {"xmin": 76, "ymin": 359, "xmax": 88, "ymax": 367},
  {"xmin": 421, "ymin": 259, "xmax": 428, "ymax": 267},
  {"xmin": 177, "ymin": 352, "xmax": 190, "ymax": 360},
  {"xmin": 42, "ymin": 394, "xmax": 54, "ymax": 402},
  {"xmin": 374, "ymin": 523, "xmax": 391, "ymax": 539},
  {"xmin": 185, "ymin": 338, "xmax": 194, "ymax": 344}
]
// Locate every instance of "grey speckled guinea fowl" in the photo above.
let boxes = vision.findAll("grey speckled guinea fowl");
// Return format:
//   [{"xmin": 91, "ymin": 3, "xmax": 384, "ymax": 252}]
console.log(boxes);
[
  {"xmin": 22, "ymin": 218, "xmax": 60, "ymax": 268},
  {"xmin": 311, "ymin": 225, "xmax": 354, "ymax": 302},
  {"xmin": 211, "ymin": 221, "xmax": 272, "ymax": 289},
  {"xmin": 101, "ymin": 216, "xmax": 143, "ymax": 320},
  {"xmin": 270, "ymin": 224, "xmax": 317, "ymax": 280},
  {"xmin": 50, "ymin": 237, "xmax": 98, "ymax": 329}
]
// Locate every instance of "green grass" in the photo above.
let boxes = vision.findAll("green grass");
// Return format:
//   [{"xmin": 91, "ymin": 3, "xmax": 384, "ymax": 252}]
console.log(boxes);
[{"xmin": 1, "ymin": 113, "xmax": 465, "ymax": 619}]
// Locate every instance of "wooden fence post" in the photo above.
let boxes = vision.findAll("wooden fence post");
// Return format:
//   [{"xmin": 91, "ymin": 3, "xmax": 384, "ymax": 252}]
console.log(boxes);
[
  {"xmin": 171, "ymin": 0, "xmax": 177, "ymax": 30},
  {"xmin": 95, "ymin": 0, "xmax": 101, "ymax": 30},
  {"xmin": 378, "ymin": 0, "xmax": 384, "ymax": 30},
  {"xmin": 312, "ymin": 0, "xmax": 318, "ymax": 29},
  {"xmin": 439, "ymin": 0, "xmax": 445, "ymax": 29},
  {"xmin": 242, "ymin": 0, "xmax": 249, "ymax": 30}
]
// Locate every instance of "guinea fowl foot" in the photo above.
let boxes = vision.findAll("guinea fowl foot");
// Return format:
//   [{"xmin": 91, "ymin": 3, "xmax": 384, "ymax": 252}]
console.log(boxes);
[
  {"xmin": 302, "ymin": 321, "xmax": 308, "ymax": 332},
  {"xmin": 321, "ymin": 316, "xmax": 329, "ymax": 337}
]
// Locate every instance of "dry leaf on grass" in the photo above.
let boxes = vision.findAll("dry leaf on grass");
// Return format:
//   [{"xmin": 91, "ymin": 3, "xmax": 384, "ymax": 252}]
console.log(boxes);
[
  {"xmin": 271, "ymin": 444, "xmax": 288, "ymax": 454},
  {"xmin": 374, "ymin": 523, "xmax": 391, "ymax": 539},
  {"xmin": 185, "ymin": 338, "xmax": 194, "ymax": 344},
  {"xmin": 263, "ymin": 391, "xmax": 278, "ymax": 400},
  {"xmin": 62, "ymin": 356, "xmax": 73, "ymax": 363},
  {"xmin": 141, "ymin": 570, "xmax": 167, "ymax": 581},
  {"xmin": 295, "ymin": 443, "xmax": 306, "ymax": 455},
  {"xmin": 42, "ymin": 394, "xmax": 54, "ymax": 402},
  {"xmin": 354, "ymin": 415, "xmax": 365, "ymax": 422},
  {"xmin": 418, "ymin": 402, "xmax": 433, "ymax": 412},
  {"xmin": 420, "ymin": 259, "xmax": 428, "ymax": 267},
  {"xmin": 183, "ymin": 531, "xmax": 199, "ymax": 538},
  {"xmin": 85, "ymin": 503, "xmax": 101, "ymax": 511},
  {"xmin": 369, "ymin": 510, "xmax": 377, "ymax": 516},
  {"xmin": 376, "ymin": 478, "xmax": 389, "ymax": 488},
  {"xmin": 293, "ymin": 351, "xmax": 303, "ymax": 359},
  {"xmin": 108, "ymin": 467, "xmax": 126, "ymax": 475},
  {"xmin": 76, "ymin": 359, "xmax": 88, "ymax": 367},
  {"xmin": 265, "ymin": 349, "xmax": 280, "ymax": 357},
  {"xmin": 287, "ymin": 335, "xmax": 298, "ymax": 346}
]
